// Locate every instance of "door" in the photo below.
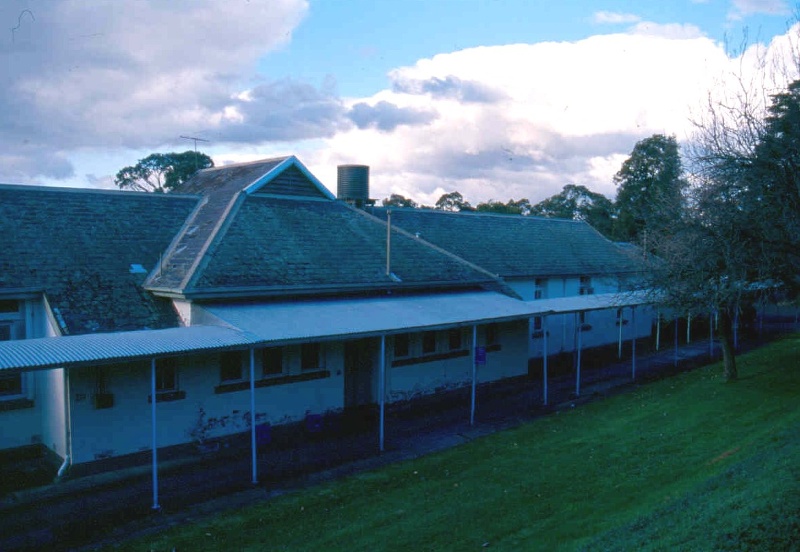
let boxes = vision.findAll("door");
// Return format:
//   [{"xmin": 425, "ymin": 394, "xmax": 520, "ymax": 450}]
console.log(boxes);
[{"xmin": 344, "ymin": 338, "xmax": 378, "ymax": 408}]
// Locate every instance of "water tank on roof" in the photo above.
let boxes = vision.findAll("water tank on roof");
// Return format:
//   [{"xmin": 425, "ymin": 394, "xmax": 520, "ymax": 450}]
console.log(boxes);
[{"xmin": 337, "ymin": 164, "xmax": 371, "ymax": 208}]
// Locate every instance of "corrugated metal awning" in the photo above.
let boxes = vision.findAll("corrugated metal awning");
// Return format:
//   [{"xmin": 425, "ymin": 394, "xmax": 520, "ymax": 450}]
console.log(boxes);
[
  {"xmin": 526, "ymin": 290, "xmax": 654, "ymax": 315},
  {"xmin": 0, "ymin": 290, "xmax": 655, "ymax": 372},
  {"xmin": 0, "ymin": 325, "xmax": 259, "ymax": 372},
  {"xmin": 201, "ymin": 290, "xmax": 654, "ymax": 345},
  {"xmin": 201, "ymin": 292, "xmax": 538, "ymax": 343}
]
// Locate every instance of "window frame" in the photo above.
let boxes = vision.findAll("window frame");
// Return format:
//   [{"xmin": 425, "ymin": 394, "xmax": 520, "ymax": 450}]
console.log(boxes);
[
  {"xmin": 220, "ymin": 351, "xmax": 244, "ymax": 382},
  {"xmin": 261, "ymin": 346, "xmax": 284, "ymax": 378},
  {"xmin": 393, "ymin": 333, "xmax": 411, "ymax": 359},
  {"xmin": 155, "ymin": 357, "xmax": 179, "ymax": 393},
  {"xmin": 534, "ymin": 278, "xmax": 547, "ymax": 300},
  {"xmin": 0, "ymin": 310, "xmax": 25, "ymax": 400},
  {"xmin": 421, "ymin": 331, "xmax": 437, "ymax": 355},
  {"xmin": 579, "ymin": 276, "xmax": 594, "ymax": 296},
  {"xmin": 300, "ymin": 342, "xmax": 322, "ymax": 372},
  {"xmin": 448, "ymin": 328, "xmax": 463, "ymax": 351}
]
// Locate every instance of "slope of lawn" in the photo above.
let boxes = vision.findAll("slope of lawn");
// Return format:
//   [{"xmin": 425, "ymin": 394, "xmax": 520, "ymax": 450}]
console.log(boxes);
[{"xmin": 114, "ymin": 336, "xmax": 800, "ymax": 551}]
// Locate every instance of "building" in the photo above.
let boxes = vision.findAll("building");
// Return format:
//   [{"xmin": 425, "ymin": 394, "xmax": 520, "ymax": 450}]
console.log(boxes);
[
  {"xmin": 0, "ymin": 157, "xmax": 650, "ymax": 478},
  {"xmin": 369, "ymin": 207, "xmax": 654, "ymax": 358}
]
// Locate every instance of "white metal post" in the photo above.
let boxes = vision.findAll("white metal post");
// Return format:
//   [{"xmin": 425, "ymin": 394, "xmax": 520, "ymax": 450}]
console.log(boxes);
[
  {"xmin": 250, "ymin": 348, "xmax": 257, "ymax": 484},
  {"xmin": 686, "ymin": 314, "xmax": 692, "ymax": 344},
  {"xmin": 470, "ymin": 325, "xmax": 477, "ymax": 426},
  {"xmin": 575, "ymin": 312, "xmax": 582, "ymax": 398},
  {"xmin": 631, "ymin": 307, "xmax": 637, "ymax": 380},
  {"xmin": 709, "ymin": 311, "xmax": 714, "ymax": 358},
  {"xmin": 655, "ymin": 310, "xmax": 661, "ymax": 351},
  {"xmin": 151, "ymin": 358, "xmax": 159, "ymax": 510},
  {"xmin": 379, "ymin": 335, "xmax": 386, "ymax": 452},
  {"xmin": 674, "ymin": 317, "xmax": 679, "ymax": 367},
  {"xmin": 543, "ymin": 317, "xmax": 549, "ymax": 406}
]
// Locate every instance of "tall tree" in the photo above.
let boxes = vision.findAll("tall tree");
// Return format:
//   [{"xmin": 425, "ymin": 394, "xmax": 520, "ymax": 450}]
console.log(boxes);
[
  {"xmin": 382, "ymin": 194, "xmax": 418, "ymax": 208},
  {"xmin": 746, "ymin": 80, "xmax": 800, "ymax": 290},
  {"xmin": 435, "ymin": 191, "xmax": 473, "ymax": 212},
  {"xmin": 614, "ymin": 135, "xmax": 687, "ymax": 244},
  {"xmin": 530, "ymin": 184, "xmax": 615, "ymax": 238},
  {"xmin": 115, "ymin": 151, "xmax": 214, "ymax": 192}
]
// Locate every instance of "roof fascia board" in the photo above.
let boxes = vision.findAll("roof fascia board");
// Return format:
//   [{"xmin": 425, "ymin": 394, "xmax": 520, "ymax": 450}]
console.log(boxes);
[
  {"xmin": 242, "ymin": 156, "xmax": 335, "ymax": 199},
  {"xmin": 149, "ymin": 280, "xmax": 497, "ymax": 300}
]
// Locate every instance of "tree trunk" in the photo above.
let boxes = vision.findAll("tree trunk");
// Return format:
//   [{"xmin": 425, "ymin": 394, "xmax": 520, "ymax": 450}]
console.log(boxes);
[{"xmin": 717, "ymin": 310, "xmax": 738, "ymax": 382}]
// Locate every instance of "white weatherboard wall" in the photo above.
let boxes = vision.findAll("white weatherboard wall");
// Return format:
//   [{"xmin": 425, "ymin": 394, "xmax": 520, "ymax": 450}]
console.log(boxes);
[
  {"xmin": 387, "ymin": 321, "xmax": 528, "ymax": 402},
  {"xmin": 0, "ymin": 297, "xmax": 61, "ymax": 453},
  {"xmin": 68, "ymin": 346, "xmax": 345, "ymax": 464},
  {"xmin": 508, "ymin": 276, "xmax": 654, "ymax": 357}
]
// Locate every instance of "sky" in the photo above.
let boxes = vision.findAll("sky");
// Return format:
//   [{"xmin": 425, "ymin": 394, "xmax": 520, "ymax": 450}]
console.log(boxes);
[{"xmin": 2, "ymin": 0, "xmax": 799, "ymax": 206}]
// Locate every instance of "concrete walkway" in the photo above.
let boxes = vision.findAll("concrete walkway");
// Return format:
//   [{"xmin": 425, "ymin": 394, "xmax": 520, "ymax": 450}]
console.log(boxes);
[{"xmin": 0, "ymin": 324, "xmax": 795, "ymax": 551}]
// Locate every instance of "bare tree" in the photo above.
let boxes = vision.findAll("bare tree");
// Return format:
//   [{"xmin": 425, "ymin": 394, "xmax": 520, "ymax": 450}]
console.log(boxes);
[{"xmin": 651, "ymin": 26, "xmax": 800, "ymax": 381}]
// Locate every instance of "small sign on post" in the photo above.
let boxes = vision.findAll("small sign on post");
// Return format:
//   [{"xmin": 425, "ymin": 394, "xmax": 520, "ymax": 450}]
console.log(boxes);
[{"xmin": 475, "ymin": 346, "xmax": 487, "ymax": 365}]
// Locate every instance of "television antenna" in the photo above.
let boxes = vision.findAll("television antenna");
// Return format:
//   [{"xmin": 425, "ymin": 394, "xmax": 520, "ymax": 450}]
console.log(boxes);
[{"xmin": 180, "ymin": 135, "xmax": 210, "ymax": 170}]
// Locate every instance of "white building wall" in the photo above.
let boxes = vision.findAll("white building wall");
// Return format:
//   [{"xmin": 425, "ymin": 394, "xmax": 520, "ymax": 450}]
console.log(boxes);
[
  {"xmin": 68, "ymin": 345, "xmax": 346, "ymax": 464},
  {"xmin": 509, "ymin": 275, "xmax": 654, "ymax": 358},
  {"xmin": 0, "ymin": 297, "xmax": 59, "ymax": 453},
  {"xmin": 386, "ymin": 321, "xmax": 529, "ymax": 402}
]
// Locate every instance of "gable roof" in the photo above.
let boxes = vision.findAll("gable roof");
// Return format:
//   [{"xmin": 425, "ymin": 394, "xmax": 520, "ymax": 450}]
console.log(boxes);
[
  {"xmin": 186, "ymin": 195, "xmax": 500, "ymax": 296},
  {"xmin": 0, "ymin": 185, "xmax": 200, "ymax": 334},
  {"xmin": 369, "ymin": 208, "xmax": 642, "ymax": 279},
  {"xmin": 146, "ymin": 157, "xmax": 503, "ymax": 298},
  {"xmin": 144, "ymin": 156, "xmax": 333, "ymax": 292}
]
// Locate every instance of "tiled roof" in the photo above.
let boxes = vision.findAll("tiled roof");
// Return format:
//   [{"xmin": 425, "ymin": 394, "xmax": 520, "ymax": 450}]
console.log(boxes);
[
  {"xmin": 146, "ymin": 156, "xmax": 337, "ymax": 292},
  {"xmin": 145, "ymin": 157, "xmax": 289, "ymax": 291},
  {"xmin": 189, "ymin": 196, "xmax": 499, "ymax": 294},
  {"xmin": 369, "ymin": 208, "xmax": 642, "ymax": 279},
  {"xmin": 0, "ymin": 185, "xmax": 199, "ymax": 334}
]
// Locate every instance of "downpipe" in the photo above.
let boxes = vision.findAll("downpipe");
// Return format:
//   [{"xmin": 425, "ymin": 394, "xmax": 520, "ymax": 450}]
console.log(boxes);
[{"xmin": 57, "ymin": 454, "xmax": 71, "ymax": 479}]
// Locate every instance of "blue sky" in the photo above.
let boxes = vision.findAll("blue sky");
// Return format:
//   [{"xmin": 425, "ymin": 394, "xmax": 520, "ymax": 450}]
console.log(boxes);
[
  {"xmin": 1, "ymin": 0, "xmax": 798, "ymax": 205},
  {"xmin": 260, "ymin": 0, "xmax": 792, "ymax": 97}
]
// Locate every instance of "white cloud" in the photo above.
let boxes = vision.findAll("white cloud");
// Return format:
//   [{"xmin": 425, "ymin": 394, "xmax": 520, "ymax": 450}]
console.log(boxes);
[
  {"xmin": 729, "ymin": 0, "xmax": 790, "ymax": 20},
  {"xmin": 0, "ymin": 0, "xmax": 309, "ymax": 182},
  {"xmin": 306, "ymin": 25, "xmax": 800, "ymax": 206},
  {"xmin": 593, "ymin": 11, "xmax": 641, "ymax": 25}
]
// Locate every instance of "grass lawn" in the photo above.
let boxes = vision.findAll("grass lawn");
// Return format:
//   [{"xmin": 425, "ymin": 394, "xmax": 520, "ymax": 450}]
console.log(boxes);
[{"xmin": 112, "ymin": 336, "xmax": 800, "ymax": 551}]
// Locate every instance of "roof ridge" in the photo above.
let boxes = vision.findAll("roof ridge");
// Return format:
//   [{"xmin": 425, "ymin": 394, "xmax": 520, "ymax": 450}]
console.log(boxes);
[
  {"xmin": 200, "ymin": 156, "xmax": 291, "ymax": 172},
  {"xmin": 0, "ymin": 183, "xmax": 200, "ymax": 199},
  {"xmin": 375, "ymin": 206, "xmax": 584, "ymax": 224}
]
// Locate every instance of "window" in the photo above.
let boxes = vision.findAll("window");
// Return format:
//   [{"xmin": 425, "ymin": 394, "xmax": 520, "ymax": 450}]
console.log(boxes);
[
  {"xmin": 448, "ymin": 328, "xmax": 463, "ymax": 351},
  {"xmin": 393, "ymin": 333, "xmax": 410, "ymax": 358},
  {"xmin": 422, "ymin": 331, "xmax": 437, "ymax": 354},
  {"xmin": 533, "ymin": 316, "xmax": 543, "ymax": 331},
  {"xmin": 579, "ymin": 311, "xmax": 587, "ymax": 324},
  {"xmin": 301, "ymin": 343, "xmax": 321, "ymax": 371},
  {"xmin": 0, "ymin": 300, "xmax": 19, "ymax": 313},
  {"xmin": 579, "ymin": 276, "xmax": 594, "ymax": 295},
  {"xmin": 156, "ymin": 358, "xmax": 178, "ymax": 392},
  {"xmin": 534, "ymin": 278, "xmax": 547, "ymax": 300},
  {"xmin": 0, "ymin": 373, "xmax": 22, "ymax": 397},
  {"xmin": 0, "ymin": 321, "xmax": 22, "ymax": 398},
  {"xmin": 262, "ymin": 347, "xmax": 284, "ymax": 377},
  {"xmin": 485, "ymin": 324, "xmax": 498, "ymax": 346},
  {"xmin": 220, "ymin": 351, "xmax": 243, "ymax": 382}
]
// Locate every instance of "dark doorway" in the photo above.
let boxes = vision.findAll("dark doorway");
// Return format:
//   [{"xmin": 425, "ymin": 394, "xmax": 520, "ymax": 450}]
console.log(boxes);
[{"xmin": 344, "ymin": 337, "xmax": 379, "ymax": 409}]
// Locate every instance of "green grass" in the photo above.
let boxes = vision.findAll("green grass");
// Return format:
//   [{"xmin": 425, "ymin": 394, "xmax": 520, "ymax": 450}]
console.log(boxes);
[{"xmin": 114, "ymin": 336, "xmax": 800, "ymax": 551}]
